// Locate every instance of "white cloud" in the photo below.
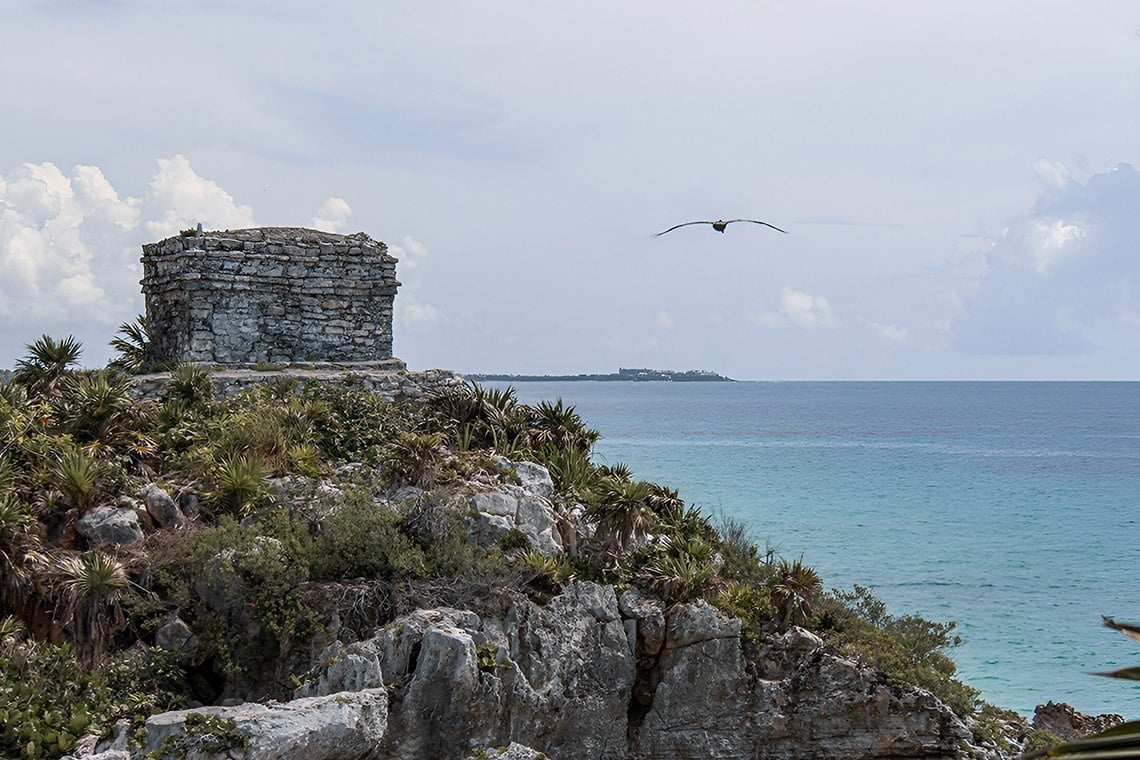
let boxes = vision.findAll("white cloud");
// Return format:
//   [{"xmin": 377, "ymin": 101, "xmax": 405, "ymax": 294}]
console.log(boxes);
[
  {"xmin": 1026, "ymin": 218, "xmax": 1086, "ymax": 276},
  {"xmin": 310, "ymin": 197, "xmax": 352, "ymax": 232},
  {"xmin": 870, "ymin": 321, "xmax": 910, "ymax": 345},
  {"xmin": 749, "ymin": 287, "xmax": 836, "ymax": 330},
  {"xmin": 389, "ymin": 235, "xmax": 429, "ymax": 269},
  {"xmin": 0, "ymin": 156, "xmax": 269, "ymax": 363},
  {"xmin": 0, "ymin": 162, "xmax": 122, "ymax": 322},
  {"xmin": 1032, "ymin": 158, "xmax": 1070, "ymax": 191},
  {"xmin": 950, "ymin": 162, "xmax": 1140, "ymax": 355},
  {"xmin": 655, "ymin": 309, "xmax": 674, "ymax": 329},
  {"xmin": 395, "ymin": 293, "xmax": 441, "ymax": 326},
  {"xmin": 143, "ymin": 155, "xmax": 255, "ymax": 238}
]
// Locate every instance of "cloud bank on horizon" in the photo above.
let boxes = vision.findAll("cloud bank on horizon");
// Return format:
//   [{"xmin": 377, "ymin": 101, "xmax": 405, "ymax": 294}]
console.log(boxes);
[
  {"xmin": 950, "ymin": 163, "xmax": 1140, "ymax": 357},
  {"xmin": 2, "ymin": 3, "xmax": 1139, "ymax": 379}
]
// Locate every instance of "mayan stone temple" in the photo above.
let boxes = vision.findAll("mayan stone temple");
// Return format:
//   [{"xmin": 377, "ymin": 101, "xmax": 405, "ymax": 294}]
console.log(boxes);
[{"xmin": 140, "ymin": 227, "xmax": 402, "ymax": 368}]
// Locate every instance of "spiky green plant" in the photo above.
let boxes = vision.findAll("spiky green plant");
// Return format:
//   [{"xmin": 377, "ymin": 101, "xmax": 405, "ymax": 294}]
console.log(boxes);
[
  {"xmin": 108, "ymin": 316, "xmax": 149, "ymax": 373},
  {"xmin": 50, "ymin": 448, "xmax": 103, "ymax": 513},
  {"xmin": 598, "ymin": 462, "xmax": 634, "ymax": 483},
  {"xmin": 516, "ymin": 549, "xmax": 572, "ymax": 591},
  {"xmin": 382, "ymin": 430, "xmax": 444, "ymax": 487},
  {"xmin": 13, "ymin": 335, "xmax": 83, "ymax": 397},
  {"xmin": 640, "ymin": 547, "xmax": 719, "ymax": 605},
  {"xmin": 545, "ymin": 447, "xmax": 602, "ymax": 501},
  {"xmin": 531, "ymin": 398, "xmax": 599, "ymax": 453},
  {"xmin": 165, "ymin": 363, "xmax": 214, "ymax": 407},
  {"xmin": 59, "ymin": 371, "xmax": 152, "ymax": 456},
  {"xmin": 209, "ymin": 455, "xmax": 268, "ymax": 515},
  {"xmin": 588, "ymin": 478, "xmax": 657, "ymax": 554},
  {"xmin": 766, "ymin": 556, "xmax": 822, "ymax": 628},
  {"xmin": 51, "ymin": 550, "xmax": 130, "ymax": 667}
]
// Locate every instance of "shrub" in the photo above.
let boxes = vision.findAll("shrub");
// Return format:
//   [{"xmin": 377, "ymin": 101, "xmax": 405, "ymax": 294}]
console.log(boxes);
[
  {"xmin": 149, "ymin": 517, "xmax": 317, "ymax": 686},
  {"xmin": 812, "ymin": 585, "xmax": 978, "ymax": 717},
  {"xmin": 516, "ymin": 549, "xmax": 572, "ymax": 594},
  {"xmin": 498, "ymin": 528, "xmax": 531, "ymax": 551},
  {"xmin": 309, "ymin": 497, "xmax": 423, "ymax": 582},
  {"xmin": 0, "ymin": 637, "xmax": 181, "ymax": 760}
]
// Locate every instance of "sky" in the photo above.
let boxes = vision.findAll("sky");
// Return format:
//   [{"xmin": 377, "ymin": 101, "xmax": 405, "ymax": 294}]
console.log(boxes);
[{"xmin": 2, "ymin": 2, "xmax": 1140, "ymax": 380}]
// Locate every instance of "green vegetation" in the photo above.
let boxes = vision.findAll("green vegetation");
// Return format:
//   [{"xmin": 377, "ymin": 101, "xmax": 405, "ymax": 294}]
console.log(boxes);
[
  {"xmin": 0, "ymin": 333, "xmax": 994, "ymax": 757},
  {"xmin": 140, "ymin": 712, "xmax": 249, "ymax": 760}
]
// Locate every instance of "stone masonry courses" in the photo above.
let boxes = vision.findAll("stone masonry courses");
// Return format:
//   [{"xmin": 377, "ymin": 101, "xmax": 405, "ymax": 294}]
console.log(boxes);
[{"xmin": 140, "ymin": 227, "xmax": 401, "ymax": 368}]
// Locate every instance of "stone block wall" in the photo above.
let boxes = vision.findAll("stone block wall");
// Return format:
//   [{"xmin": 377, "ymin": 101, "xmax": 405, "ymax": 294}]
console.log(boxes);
[{"xmin": 141, "ymin": 227, "xmax": 400, "ymax": 366}]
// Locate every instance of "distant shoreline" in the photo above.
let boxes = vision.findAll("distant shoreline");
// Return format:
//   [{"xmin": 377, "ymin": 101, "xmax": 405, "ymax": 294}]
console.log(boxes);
[{"xmin": 464, "ymin": 367, "xmax": 735, "ymax": 383}]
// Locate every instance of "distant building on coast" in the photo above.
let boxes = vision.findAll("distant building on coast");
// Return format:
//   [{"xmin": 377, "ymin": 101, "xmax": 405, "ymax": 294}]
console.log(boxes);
[{"xmin": 140, "ymin": 227, "xmax": 402, "ymax": 368}]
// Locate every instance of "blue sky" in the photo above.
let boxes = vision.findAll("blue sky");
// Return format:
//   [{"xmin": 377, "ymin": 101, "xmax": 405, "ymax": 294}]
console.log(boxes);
[{"xmin": 2, "ymin": 1, "xmax": 1139, "ymax": 379}]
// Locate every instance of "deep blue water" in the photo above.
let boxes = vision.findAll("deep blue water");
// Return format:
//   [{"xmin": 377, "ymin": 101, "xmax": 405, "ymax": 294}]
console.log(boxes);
[{"xmin": 500, "ymin": 381, "xmax": 1140, "ymax": 717}]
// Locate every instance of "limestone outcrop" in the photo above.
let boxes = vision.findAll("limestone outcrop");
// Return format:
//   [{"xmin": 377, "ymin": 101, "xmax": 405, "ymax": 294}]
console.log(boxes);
[
  {"xmin": 133, "ymin": 582, "xmax": 999, "ymax": 760},
  {"xmin": 1033, "ymin": 700, "xmax": 1125, "ymax": 741},
  {"xmin": 141, "ymin": 690, "xmax": 388, "ymax": 760}
]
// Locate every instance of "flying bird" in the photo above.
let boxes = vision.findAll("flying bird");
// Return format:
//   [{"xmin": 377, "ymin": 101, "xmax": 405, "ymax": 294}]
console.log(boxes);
[{"xmin": 655, "ymin": 218, "xmax": 788, "ymax": 237}]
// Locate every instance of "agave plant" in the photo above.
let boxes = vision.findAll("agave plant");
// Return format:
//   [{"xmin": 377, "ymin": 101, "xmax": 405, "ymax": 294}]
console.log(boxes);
[
  {"xmin": 382, "ymin": 430, "xmax": 444, "ymax": 487},
  {"xmin": 1026, "ymin": 618, "xmax": 1140, "ymax": 758},
  {"xmin": 516, "ymin": 549, "xmax": 573, "ymax": 593},
  {"xmin": 13, "ymin": 334, "xmax": 83, "ymax": 398},
  {"xmin": 545, "ymin": 447, "xmax": 603, "ymax": 501},
  {"xmin": 59, "ymin": 371, "xmax": 153, "ymax": 457},
  {"xmin": 50, "ymin": 550, "xmax": 130, "ymax": 667},
  {"xmin": 530, "ymin": 398, "xmax": 599, "ymax": 454}
]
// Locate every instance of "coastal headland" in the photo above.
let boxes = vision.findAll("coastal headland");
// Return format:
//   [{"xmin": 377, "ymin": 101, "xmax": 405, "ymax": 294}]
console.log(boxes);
[{"xmin": 466, "ymin": 367, "xmax": 734, "ymax": 382}]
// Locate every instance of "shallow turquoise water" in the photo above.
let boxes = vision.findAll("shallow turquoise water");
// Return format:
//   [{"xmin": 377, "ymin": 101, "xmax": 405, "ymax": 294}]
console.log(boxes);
[{"xmin": 501, "ymin": 381, "xmax": 1140, "ymax": 717}]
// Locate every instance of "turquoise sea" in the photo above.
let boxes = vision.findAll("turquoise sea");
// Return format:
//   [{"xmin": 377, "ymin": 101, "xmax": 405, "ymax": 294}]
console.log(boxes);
[{"xmin": 500, "ymin": 381, "xmax": 1140, "ymax": 717}]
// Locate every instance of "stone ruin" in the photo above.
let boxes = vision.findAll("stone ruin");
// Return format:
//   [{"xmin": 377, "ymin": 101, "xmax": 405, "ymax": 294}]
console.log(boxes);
[{"xmin": 140, "ymin": 227, "xmax": 402, "ymax": 368}]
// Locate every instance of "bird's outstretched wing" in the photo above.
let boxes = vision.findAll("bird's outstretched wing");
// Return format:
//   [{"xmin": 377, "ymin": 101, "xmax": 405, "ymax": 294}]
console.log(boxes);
[
  {"xmin": 725, "ymin": 219, "xmax": 789, "ymax": 234},
  {"xmin": 1104, "ymin": 616, "xmax": 1140, "ymax": 642},
  {"xmin": 654, "ymin": 221, "xmax": 713, "ymax": 237}
]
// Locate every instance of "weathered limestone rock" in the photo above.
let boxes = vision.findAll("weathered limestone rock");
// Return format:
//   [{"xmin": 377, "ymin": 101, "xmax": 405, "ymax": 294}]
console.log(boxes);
[
  {"xmin": 371, "ymin": 607, "xmax": 482, "ymax": 688},
  {"xmin": 620, "ymin": 590, "xmax": 665, "ymax": 659},
  {"xmin": 366, "ymin": 582, "xmax": 633, "ymax": 760},
  {"xmin": 142, "ymin": 689, "xmax": 388, "ymax": 760},
  {"xmin": 627, "ymin": 608, "xmax": 979, "ymax": 760},
  {"xmin": 1033, "ymin": 700, "xmax": 1125, "ymax": 741},
  {"xmin": 465, "ymin": 744, "xmax": 549, "ymax": 760},
  {"xmin": 155, "ymin": 615, "xmax": 202, "ymax": 668},
  {"xmin": 76, "ymin": 506, "xmax": 143, "ymax": 547},
  {"xmin": 466, "ymin": 486, "xmax": 562, "ymax": 555},
  {"xmin": 505, "ymin": 460, "xmax": 555, "ymax": 498},
  {"xmin": 294, "ymin": 640, "xmax": 384, "ymax": 698},
  {"xmin": 142, "ymin": 483, "xmax": 185, "ymax": 529}
]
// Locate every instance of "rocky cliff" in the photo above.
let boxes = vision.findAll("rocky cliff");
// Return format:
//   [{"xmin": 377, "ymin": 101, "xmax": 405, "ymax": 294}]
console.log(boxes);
[
  {"xmin": 120, "ymin": 581, "xmax": 992, "ymax": 760},
  {"xmin": 77, "ymin": 456, "xmax": 1009, "ymax": 760}
]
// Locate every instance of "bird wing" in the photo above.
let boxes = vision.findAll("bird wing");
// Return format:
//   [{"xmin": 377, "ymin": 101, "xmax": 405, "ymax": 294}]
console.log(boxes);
[
  {"xmin": 1104, "ymin": 616, "xmax": 1140, "ymax": 642},
  {"xmin": 654, "ymin": 221, "xmax": 713, "ymax": 237},
  {"xmin": 725, "ymin": 219, "xmax": 789, "ymax": 234}
]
